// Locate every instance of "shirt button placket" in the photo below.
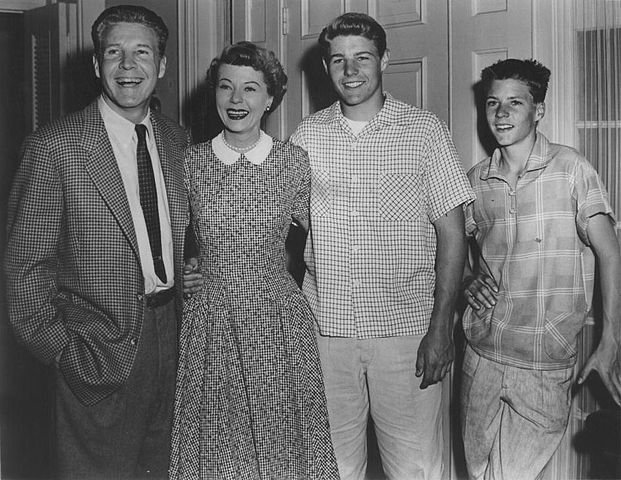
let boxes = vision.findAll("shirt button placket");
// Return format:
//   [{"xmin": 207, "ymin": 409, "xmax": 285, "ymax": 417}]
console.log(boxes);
[
  {"xmin": 508, "ymin": 188, "xmax": 517, "ymax": 215},
  {"xmin": 350, "ymin": 136, "xmax": 363, "ymax": 333}
]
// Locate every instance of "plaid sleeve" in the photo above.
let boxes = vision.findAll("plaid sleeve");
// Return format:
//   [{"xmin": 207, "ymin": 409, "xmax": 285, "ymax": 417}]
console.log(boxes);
[
  {"xmin": 4, "ymin": 132, "xmax": 70, "ymax": 364},
  {"xmin": 573, "ymin": 156, "xmax": 616, "ymax": 245},
  {"xmin": 423, "ymin": 117, "xmax": 475, "ymax": 222},
  {"xmin": 290, "ymin": 145, "xmax": 311, "ymax": 229},
  {"xmin": 288, "ymin": 123, "xmax": 306, "ymax": 151},
  {"xmin": 464, "ymin": 166, "xmax": 481, "ymax": 237}
]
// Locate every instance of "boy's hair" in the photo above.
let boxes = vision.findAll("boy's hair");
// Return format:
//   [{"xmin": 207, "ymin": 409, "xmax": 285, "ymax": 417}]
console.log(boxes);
[
  {"xmin": 318, "ymin": 12, "xmax": 387, "ymax": 61},
  {"xmin": 481, "ymin": 59, "xmax": 551, "ymax": 103},
  {"xmin": 92, "ymin": 5, "xmax": 169, "ymax": 58},
  {"xmin": 206, "ymin": 41, "xmax": 288, "ymax": 113}
]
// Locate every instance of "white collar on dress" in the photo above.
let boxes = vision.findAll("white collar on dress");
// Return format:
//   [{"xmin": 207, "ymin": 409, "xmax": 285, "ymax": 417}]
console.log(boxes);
[{"xmin": 212, "ymin": 130, "xmax": 273, "ymax": 165}]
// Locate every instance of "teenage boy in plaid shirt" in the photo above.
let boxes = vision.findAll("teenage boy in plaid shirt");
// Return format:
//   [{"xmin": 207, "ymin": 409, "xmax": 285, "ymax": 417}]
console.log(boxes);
[
  {"xmin": 461, "ymin": 58, "xmax": 621, "ymax": 479},
  {"xmin": 290, "ymin": 12, "xmax": 474, "ymax": 480}
]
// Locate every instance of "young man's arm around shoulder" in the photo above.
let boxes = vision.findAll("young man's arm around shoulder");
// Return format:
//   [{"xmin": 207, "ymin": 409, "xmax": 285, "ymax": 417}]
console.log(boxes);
[
  {"xmin": 577, "ymin": 214, "xmax": 621, "ymax": 405},
  {"xmin": 416, "ymin": 205, "xmax": 467, "ymax": 389}
]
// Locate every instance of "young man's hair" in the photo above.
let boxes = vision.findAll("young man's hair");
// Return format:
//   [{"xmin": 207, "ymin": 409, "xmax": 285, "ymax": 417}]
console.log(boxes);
[
  {"xmin": 206, "ymin": 41, "xmax": 288, "ymax": 113},
  {"xmin": 318, "ymin": 12, "xmax": 387, "ymax": 61},
  {"xmin": 91, "ymin": 5, "xmax": 169, "ymax": 58},
  {"xmin": 481, "ymin": 58, "xmax": 551, "ymax": 103}
]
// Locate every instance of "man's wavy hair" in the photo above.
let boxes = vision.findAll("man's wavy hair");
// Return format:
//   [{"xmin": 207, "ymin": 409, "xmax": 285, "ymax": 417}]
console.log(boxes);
[
  {"xmin": 206, "ymin": 41, "xmax": 288, "ymax": 113},
  {"xmin": 318, "ymin": 12, "xmax": 387, "ymax": 61},
  {"xmin": 91, "ymin": 5, "xmax": 169, "ymax": 58},
  {"xmin": 481, "ymin": 59, "xmax": 551, "ymax": 103}
]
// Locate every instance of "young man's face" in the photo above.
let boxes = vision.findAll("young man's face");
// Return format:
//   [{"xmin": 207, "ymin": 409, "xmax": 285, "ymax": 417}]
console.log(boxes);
[
  {"xmin": 93, "ymin": 22, "xmax": 166, "ymax": 123},
  {"xmin": 485, "ymin": 78, "xmax": 544, "ymax": 149},
  {"xmin": 324, "ymin": 35, "xmax": 389, "ymax": 120}
]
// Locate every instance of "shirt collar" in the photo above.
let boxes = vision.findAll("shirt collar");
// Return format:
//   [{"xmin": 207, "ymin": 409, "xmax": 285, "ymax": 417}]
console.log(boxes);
[
  {"xmin": 326, "ymin": 92, "xmax": 397, "ymax": 131},
  {"xmin": 98, "ymin": 95, "xmax": 154, "ymax": 143},
  {"xmin": 212, "ymin": 130, "xmax": 272, "ymax": 165},
  {"xmin": 481, "ymin": 132, "xmax": 550, "ymax": 181}
]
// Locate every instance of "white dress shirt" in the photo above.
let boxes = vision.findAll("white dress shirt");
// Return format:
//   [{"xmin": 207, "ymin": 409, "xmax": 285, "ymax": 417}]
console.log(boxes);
[{"xmin": 98, "ymin": 96, "xmax": 174, "ymax": 294}]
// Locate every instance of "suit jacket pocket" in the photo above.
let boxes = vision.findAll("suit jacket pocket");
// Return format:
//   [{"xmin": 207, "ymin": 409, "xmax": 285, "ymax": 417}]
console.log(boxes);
[{"xmin": 54, "ymin": 291, "xmax": 131, "ymax": 405}]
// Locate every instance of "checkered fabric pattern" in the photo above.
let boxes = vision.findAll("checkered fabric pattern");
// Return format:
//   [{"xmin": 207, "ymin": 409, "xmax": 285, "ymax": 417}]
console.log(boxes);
[
  {"xmin": 290, "ymin": 93, "xmax": 474, "ymax": 338},
  {"xmin": 4, "ymin": 101, "xmax": 190, "ymax": 405},
  {"xmin": 463, "ymin": 133, "xmax": 616, "ymax": 370},
  {"xmin": 169, "ymin": 138, "xmax": 339, "ymax": 479}
]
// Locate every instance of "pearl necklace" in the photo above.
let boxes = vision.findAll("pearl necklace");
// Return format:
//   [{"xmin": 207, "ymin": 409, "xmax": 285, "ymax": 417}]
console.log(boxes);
[{"xmin": 222, "ymin": 132, "xmax": 261, "ymax": 153}]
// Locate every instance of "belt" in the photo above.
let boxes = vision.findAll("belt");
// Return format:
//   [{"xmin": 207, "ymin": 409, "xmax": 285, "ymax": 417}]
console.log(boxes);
[{"xmin": 146, "ymin": 287, "xmax": 176, "ymax": 308}]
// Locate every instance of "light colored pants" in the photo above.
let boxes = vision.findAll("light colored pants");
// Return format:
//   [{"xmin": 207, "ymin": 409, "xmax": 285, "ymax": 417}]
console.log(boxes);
[
  {"xmin": 316, "ymin": 334, "xmax": 444, "ymax": 480},
  {"xmin": 460, "ymin": 345, "xmax": 573, "ymax": 480}
]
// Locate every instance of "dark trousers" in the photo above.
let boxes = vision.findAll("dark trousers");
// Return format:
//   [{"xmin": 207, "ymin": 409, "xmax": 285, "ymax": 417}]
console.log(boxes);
[{"xmin": 54, "ymin": 300, "xmax": 177, "ymax": 480}]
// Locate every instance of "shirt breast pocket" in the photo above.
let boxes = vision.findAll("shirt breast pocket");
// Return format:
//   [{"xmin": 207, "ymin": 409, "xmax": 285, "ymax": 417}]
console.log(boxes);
[
  {"xmin": 311, "ymin": 169, "xmax": 333, "ymax": 217},
  {"xmin": 379, "ymin": 173, "xmax": 424, "ymax": 221}
]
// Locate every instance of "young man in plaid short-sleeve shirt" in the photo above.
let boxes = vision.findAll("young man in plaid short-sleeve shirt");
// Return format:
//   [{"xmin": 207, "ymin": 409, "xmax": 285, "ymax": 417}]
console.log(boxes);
[
  {"xmin": 290, "ymin": 12, "xmax": 474, "ymax": 479},
  {"xmin": 461, "ymin": 58, "xmax": 621, "ymax": 479}
]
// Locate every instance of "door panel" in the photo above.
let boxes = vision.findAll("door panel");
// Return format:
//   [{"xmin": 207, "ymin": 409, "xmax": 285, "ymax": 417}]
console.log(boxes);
[
  {"xmin": 24, "ymin": 3, "xmax": 73, "ymax": 131},
  {"xmin": 23, "ymin": 0, "xmax": 102, "ymax": 133},
  {"xmin": 450, "ymin": 0, "xmax": 533, "ymax": 170},
  {"xmin": 231, "ymin": 0, "xmax": 286, "ymax": 138}
]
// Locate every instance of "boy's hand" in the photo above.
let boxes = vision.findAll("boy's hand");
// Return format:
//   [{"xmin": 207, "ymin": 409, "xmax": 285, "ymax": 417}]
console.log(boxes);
[
  {"xmin": 578, "ymin": 337, "xmax": 621, "ymax": 406},
  {"xmin": 416, "ymin": 323, "xmax": 454, "ymax": 389},
  {"xmin": 182, "ymin": 257, "xmax": 203, "ymax": 297},
  {"xmin": 463, "ymin": 273, "xmax": 499, "ymax": 310}
]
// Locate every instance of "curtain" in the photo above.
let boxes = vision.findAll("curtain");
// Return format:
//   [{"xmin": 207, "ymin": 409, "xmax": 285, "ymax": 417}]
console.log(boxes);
[
  {"xmin": 542, "ymin": 3, "xmax": 621, "ymax": 479},
  {"xmin": 576, "ymin": 0, "xmax": 621, "ymax": 223}
]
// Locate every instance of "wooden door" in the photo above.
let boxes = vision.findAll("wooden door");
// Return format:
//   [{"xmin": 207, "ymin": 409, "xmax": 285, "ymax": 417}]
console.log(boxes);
[
  {"xmin": 231, "ymin": 0, "xmax": 287, "ymax": 139},
  {"xmin": 450, "ymin": 0, "xmax": 533, "ymax": 170},
  {"xmin": 24, "ymin": 2, "xmax": 75, "ymax": 131},
  {"xmin": 23, "ymin": 0, "xmax": 103, "ymax": 133}
]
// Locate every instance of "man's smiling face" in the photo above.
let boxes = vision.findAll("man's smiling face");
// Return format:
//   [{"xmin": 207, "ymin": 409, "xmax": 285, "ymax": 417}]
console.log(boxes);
[
  {"xmin": 93, "ymin": 22, "xmax": 166, "ymax": 123},
  {"xmin": 324, "ymin": 35, "xmax": 389, "ymax": 120}
]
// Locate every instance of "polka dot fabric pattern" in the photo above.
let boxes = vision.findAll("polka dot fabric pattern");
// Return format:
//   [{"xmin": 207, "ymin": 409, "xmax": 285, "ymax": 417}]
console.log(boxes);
[{"xmin": 169, "ymin": 138, "xmax": 339, "ymax": 480}]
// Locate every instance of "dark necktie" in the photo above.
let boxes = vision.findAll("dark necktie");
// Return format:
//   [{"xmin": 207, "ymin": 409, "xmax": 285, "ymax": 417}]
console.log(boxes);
[{"xmin": 135, "ymin": 124, "xmax": 166, "ymax": 283}]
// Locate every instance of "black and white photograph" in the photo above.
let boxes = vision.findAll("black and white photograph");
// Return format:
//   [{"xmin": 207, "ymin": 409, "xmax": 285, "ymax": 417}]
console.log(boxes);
[{"xmin": 0, "ymin": 1, "xmax": 620, "ymax": 479}]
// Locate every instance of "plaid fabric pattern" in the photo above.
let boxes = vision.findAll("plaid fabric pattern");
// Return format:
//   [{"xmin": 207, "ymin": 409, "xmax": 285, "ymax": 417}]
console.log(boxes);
[
  {"xmin": 169, "ymin": 138, "xmax": 339, "ymax": 479},
  {"xmin": 463, "ymin": 133, "xmax": 616, "ymax": 370},
  {"xmin": 4, "ymin": 101, "xmax": 190, "ymax": 405},
  {"xmin": 290, "ymin": 94, "xmax": 474, "ymax": 338}
]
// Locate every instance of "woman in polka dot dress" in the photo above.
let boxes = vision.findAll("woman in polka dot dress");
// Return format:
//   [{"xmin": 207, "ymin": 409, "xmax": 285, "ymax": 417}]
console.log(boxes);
[{"xmin": 169, "ymin": 41, "xmax": 339, "ymax": 480}]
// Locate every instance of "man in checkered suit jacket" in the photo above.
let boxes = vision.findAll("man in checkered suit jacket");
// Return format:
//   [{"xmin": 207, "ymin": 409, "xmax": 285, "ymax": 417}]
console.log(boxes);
[{"xmin": 4, "ymin": 5, "xmax": 197, "ymax": 479}]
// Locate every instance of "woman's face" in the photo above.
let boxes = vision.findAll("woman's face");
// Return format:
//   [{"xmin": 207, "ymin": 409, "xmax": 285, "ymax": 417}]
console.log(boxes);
[{"xmin": 215, "ymin": 63, "xmax": 273, "ymax": 140}]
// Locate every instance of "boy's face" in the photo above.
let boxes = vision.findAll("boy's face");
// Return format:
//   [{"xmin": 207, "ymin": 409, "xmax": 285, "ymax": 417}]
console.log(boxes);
[
  {"xmin": 485, "ymin": 78, "xmax": 544, "ymax": 149},
  {"xmin": 323, "ymin": 35, "xmax": 389, "ymax": 119}
]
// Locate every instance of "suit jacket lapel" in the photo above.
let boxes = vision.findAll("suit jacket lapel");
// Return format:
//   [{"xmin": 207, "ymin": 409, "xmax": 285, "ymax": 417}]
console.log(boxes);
[
  {"xmin": 151, "ymin": 115, "xmax": 181, "ymax": 215},
  {"xmin": 151, "ymin": 113, "xmax": 186, "ymax": 284},
  {"xmin": 81, "ymin": 101, "xmax": 140, "ymax": 259}
]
